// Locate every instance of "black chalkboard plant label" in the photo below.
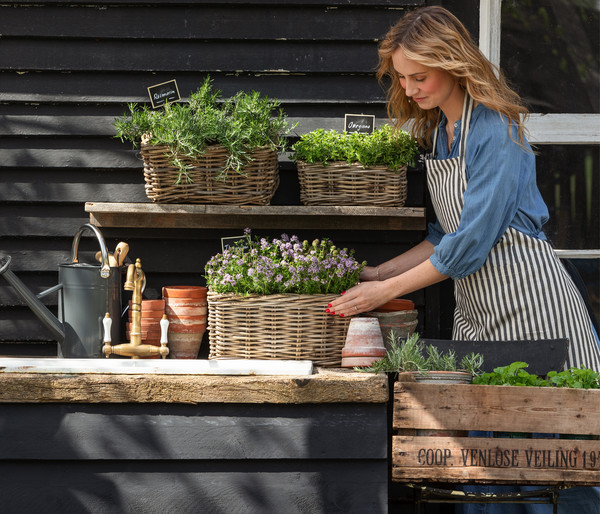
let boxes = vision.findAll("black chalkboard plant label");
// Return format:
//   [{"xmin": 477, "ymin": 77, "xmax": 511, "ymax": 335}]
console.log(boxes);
[
  {"xmin": 344, "ymin": 114, "xmax": 375, "ymax": 134},
  {"xmin": 148, "ymin": 79, "xmax": 181, "ymax": 108},
  {"xmin": 221, "ymin": 235, "xmax": 250, "ymax": 254}
]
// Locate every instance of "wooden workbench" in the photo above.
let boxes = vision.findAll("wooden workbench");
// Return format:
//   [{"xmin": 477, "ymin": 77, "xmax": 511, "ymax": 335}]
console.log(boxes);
[{"xmin": 0, "ymin": 367, "xmax": 389, "ymax": 513}]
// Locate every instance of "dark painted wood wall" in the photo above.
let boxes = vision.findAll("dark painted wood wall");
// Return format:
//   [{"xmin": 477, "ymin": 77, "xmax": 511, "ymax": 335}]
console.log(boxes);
[{"xmin": 0, "ymin": 0, "xmax": 464, "ymax": 355}]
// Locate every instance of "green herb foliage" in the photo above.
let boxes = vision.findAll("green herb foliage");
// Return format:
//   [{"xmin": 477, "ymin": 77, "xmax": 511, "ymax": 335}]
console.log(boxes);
[
  {"xmin": 204, "ymin": 230, "xmax": 366, "ymax": 295},
  {"xmin": 291, "ymin": 126, "xmax": 419, "ymax": 171},
  {"xmin": 473, "ymin": 362, "xmax": 600, "ymax": 388},
  {"xmin": 547, "ymin": 367, "xmax": 600, "ymax": 389},
  {"xmin": 357, "ymin": 332, "xmax": 484, "ymax": 376},
  {"xmin": 473, "ymin": 362, "xmax": 548, "ymax": 387},
  {"xmin": 114, "ymin": 76, "xmax": 294, "ymax": 181}
]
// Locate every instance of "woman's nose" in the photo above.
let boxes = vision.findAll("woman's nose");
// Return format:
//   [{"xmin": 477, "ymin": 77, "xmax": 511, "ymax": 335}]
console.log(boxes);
[{"xmin": 405, "ymin": 82, "xmax": 419, "ymax": 97}]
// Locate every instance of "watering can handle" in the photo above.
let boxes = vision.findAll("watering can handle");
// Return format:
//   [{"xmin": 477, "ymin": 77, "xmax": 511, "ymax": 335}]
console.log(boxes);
[{"xmin": 71, "ymin": 223, "xmax": 111, "ymax": 278}]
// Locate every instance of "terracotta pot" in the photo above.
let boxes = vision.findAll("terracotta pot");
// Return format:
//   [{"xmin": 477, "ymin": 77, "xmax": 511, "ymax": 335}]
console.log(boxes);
[
  {"xmin": 163, "ymin": 286, "xmax": 207, "ymax": 359},
  {"xmin": 373, "ymin": 298, "xmax": 414, "ymax": 313},
  {"xmin": 162, "ymin": 286, "xmax": 207, "ymax": 299},
  {"xmin": 165, "ymin": 302, "xmax": 207, "ymax": 318},
  {"xmin": 167, "ymin": 329, "xmax": 206, "ymax": 359},
  {"xmin": 130, "ymin": 299, "xmax": 166, "ymax": 311},
  {"xmin": 364, "ymin": 309, "xmax": 418, "ymax": 350},
  {"xmin": 126, "ymin": 322, "xmax": 162, "ymax": 335},
  {"xmin": 341, "ymin": 317, "xmax": 386, "ymax": 368}
]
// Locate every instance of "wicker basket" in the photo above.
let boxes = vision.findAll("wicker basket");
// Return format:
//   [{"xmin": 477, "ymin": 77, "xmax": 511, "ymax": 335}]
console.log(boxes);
[
  {"xmin": 140, "ymin": 139, "xmax": 279, "ymax": 205},
  {"xmin": 207, "ymin": 291, "xmax": 350, "ymax": 367},
  {"xmin": 297, "ymin": 160, "xmax": 407, "ymax": 206}
]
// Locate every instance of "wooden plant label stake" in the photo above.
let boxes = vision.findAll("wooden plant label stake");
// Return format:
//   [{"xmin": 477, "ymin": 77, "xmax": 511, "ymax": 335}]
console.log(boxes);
[
  {"xmin": 148, "ymin": 79, "xmax": 181, "ymax": 108},
  {"xmin": 344, "ymin": 114, "xmax": 375, "ymax": 134}
]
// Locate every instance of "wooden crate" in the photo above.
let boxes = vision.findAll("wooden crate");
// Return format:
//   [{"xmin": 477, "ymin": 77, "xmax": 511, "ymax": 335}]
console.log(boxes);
[{"xmin": 392, "ymin": 381, "xmax": 600, "ymax": 486}]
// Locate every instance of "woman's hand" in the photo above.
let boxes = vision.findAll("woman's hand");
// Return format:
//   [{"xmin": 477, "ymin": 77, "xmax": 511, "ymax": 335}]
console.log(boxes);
[{"xmin": 327, "ymin": 280, "xmax": 397, "ymax": 318}]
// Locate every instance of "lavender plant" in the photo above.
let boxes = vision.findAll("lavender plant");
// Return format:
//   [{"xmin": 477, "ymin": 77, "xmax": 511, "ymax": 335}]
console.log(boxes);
[{"xmin": 204, "ymin": 231, "xmax": 366, "ymax": 295}]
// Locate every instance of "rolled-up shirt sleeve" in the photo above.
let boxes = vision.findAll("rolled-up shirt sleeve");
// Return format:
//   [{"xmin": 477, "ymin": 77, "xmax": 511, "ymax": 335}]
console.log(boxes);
[
  {"xmin": 429, "ymin": 112, "xmax": 533, "ymax": 279},
  {"xmin": 425, "ymin": 219, "xmax": 445, "ymax": 246}
]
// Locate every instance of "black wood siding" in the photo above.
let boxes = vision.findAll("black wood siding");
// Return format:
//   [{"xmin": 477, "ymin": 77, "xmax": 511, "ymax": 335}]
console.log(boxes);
[
  {"xmin": 0, "ymin": 402, "xmax": 388, "ymax": 513},
  {"xmin": 0, "ymin": 0, "xmax": 453, "ymax": 353}
]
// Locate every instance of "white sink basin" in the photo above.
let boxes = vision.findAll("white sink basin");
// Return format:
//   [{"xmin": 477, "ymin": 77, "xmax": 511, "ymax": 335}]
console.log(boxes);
[{"xmin": 0, "ymin": 358, "xmax": 313, "ymax": 376}]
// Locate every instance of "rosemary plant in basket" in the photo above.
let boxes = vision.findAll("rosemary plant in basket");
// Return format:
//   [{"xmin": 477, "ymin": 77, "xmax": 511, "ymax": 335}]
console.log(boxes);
[
  {"xmin": 113, "ymin": 76, "xmax": 295, "ymax": 182},
  {"xmin": 204, "ymin": 230, "xmax": 366, "ymax": 295},
  {"xmin": 357, "ymin": 332, "xmax": 484, "ymax": 378},
  {"xmin": 291, "ymin": 125, "xmax": 420, "ymax": 171}
]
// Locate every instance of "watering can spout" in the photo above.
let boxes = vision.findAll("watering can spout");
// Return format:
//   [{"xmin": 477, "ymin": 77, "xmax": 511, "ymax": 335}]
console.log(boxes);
[{"xmin": 0, "ymin": 255, "xmax": 66, "ymax": 344}]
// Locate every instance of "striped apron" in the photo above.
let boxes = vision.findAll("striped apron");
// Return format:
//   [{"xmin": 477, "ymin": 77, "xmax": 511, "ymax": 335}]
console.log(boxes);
[{"xmin": 426, "ymin": 95, "xmax": 600, "ymax": 371}]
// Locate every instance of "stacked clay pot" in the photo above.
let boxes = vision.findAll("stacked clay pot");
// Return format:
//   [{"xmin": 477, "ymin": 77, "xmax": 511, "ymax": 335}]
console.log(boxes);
[
  {"xmin": 365, "ymin": 298, "xmax": 418, "ymax": 350},
  {"xmin": 341, "ymin": 317, "xmax": 387, "ymax": 368},
  {"xmin": 126, "ymin": 299, "xmax": 165, "ymax": 359},
  {"xmin": 162, "ymin": 286, "xmax": 207, "ymax": 359}
]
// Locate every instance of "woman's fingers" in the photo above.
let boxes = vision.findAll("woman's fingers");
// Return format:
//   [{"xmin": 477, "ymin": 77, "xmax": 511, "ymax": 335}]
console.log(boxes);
[{"xmin": 328, "ymin": 282, "xmax": 389, "ymax": 317}]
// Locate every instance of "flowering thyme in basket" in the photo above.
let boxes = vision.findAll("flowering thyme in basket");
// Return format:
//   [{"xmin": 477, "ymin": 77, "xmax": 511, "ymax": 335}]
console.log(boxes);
[{"xmin": 204, "ymin": 231, "xmax": 366, "ymax": 295}]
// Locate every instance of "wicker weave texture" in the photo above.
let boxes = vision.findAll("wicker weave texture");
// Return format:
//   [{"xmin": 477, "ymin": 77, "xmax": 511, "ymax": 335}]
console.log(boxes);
[
  {"xmin": 207, "ymin": 292, "xmax": 350, "ymax": 366},
  {"xmin": 140, "ymin": 142, "xmax": 279, "ymax": 205},
  {"xmin": 297, "ymin": 161, "xmax": 407, "ymax": 206}
]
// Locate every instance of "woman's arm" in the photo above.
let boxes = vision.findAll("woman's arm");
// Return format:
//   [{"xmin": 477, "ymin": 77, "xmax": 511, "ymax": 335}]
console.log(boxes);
[
  {"xmin": 330, "ymin": 241, "xmax": 448, "ymax": 317},
  {"xmin": 361, "ymin": 239, "xmax": 436, "ymax": 281}
]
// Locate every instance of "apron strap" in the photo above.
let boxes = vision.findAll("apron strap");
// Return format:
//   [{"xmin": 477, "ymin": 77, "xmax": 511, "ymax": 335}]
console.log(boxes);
[
  {"xmin": 430, "ymin": 92, "xmax": 473, "ymax": 159},
  {"xmin": 458, "ymin": 93, "xmax": 474, "ymax": 159}
]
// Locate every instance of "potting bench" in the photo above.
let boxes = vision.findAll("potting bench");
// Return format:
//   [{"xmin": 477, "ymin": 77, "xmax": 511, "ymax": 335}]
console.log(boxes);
[{"xmin": 0, "ymin": 367, "xmax": 389, "ymax": 513}]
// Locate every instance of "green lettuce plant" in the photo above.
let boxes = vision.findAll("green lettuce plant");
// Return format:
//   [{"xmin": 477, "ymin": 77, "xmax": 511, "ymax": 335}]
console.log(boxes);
[{"xmin": 473, "ymin": 362, "xmax": 600, "ymax": 389}]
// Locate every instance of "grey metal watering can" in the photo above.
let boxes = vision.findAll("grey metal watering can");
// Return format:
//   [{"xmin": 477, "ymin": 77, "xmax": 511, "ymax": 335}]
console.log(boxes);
[{"xmin": 0, "ymin": 224, "xmax": 122, "ymax": 358}]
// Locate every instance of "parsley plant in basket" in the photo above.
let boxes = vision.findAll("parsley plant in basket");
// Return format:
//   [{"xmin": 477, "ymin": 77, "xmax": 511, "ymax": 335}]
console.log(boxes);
[{"xmin": 204, "ymin": 230, "xmax": 366, "ymax": 295}]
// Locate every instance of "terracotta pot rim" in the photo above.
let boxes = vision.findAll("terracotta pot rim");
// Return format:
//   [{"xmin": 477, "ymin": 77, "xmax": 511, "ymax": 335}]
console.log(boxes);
[
  {"xmin": 373, "ymin": 298, "xmax": 415, "ymax": 312},
  {"xmin": 163, "ymin": 286, "xmax": 208, "ymax": 298}
]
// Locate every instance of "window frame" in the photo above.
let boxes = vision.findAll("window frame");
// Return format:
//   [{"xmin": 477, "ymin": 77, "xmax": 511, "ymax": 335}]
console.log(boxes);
[{"xmin": 479, "ymin": 0, "xmax": 599, "ymax": 257}]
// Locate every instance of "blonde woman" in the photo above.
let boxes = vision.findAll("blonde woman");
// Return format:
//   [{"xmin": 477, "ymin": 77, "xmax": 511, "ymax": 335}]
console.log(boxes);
[{"xmin": 329, "ymin": 6, "xmax": 600, "ymax": 373}]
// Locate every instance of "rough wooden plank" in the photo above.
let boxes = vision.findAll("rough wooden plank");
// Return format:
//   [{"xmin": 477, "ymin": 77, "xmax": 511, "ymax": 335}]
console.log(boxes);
[
  {"xmin": 85, "ymin": 202, "xmax": 426, "ymax": 231},
  {"xmin": 0, "ymin": 402, "xmax": 387, "ymax": 460},
  {"xmin": 393, "ymin": 383, "xmax": 600, "ymax": 435},
  {"xmin": 0, "ymin": 72, "xmax": 388, "ymax": 105},
  {"xmin": 3, "ymin": 114, "xmax": 595, "ymax": 145},
  {"xmin": 0, "ymin": 460, "xmax": 388, "ymax": 514},
  {"xmin": 0, "ymin": 40, "xmax": 380, "ymax": 73},
  {"xmin": 0, "ymin": 367, "xmax": 389, "ymax": 404},
  {"xmin": 527, "ymin": 114, "xmax": 600, "ymax": 145},
  {"xmin": 0, "ymin": 115, "xmax": 393, "ymax": 137},
  {"xmin": 8, "ymin": 0, "xmax": 423, "ymax": 6},
  {"xmin": 392, "ymin": 465, "xmax": 600, "ymax": 486},
  {"xmin": 0, "ymin": 148, "xmax": 139, "ymax": 169},
  {"xmin": 392, "ymin": 435, "xmax": 600, "ymax": 485},
  {"xmin": 0, "ymin": 5, "xmax": 407, "ymax": 40}
]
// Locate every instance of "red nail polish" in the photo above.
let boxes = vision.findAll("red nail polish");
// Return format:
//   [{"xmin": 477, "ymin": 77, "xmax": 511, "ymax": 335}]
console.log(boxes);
[
  {"xmin": 331, "ymin": 311, "xmax": 335, "ymax": 315},
  {"xmin": 327, "ymin": 303, "xmax": 332, "ymax": 307},
  {"xmin": 325, "ymin": 308, "xmax": 330, "ymax": 313},
  {"xmin": 341, "ymin": 291, "xmax": 346, "ymax": 295},
  {"xmin": 340, "ymin": 313, "xmax": 344, "ymax": 317}
]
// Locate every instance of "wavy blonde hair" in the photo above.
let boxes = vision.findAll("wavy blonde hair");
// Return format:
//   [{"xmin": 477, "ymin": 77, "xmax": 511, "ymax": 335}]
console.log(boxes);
[{"xmin": 377, "ymin": 6, "xmax": 529, "ymax": 150}]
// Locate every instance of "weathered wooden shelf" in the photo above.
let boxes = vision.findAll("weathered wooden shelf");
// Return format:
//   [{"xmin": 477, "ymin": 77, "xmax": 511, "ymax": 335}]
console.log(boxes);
[
  {"xmin": 85, "ymin": 202, "xmax": 426, "ymax": 231},
  {"xmin": 0, "ymin": 366, "xmax": 388, "ymax": 405}
]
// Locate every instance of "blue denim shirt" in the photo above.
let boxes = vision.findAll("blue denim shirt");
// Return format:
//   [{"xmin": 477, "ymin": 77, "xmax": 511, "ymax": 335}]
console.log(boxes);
[{"xmin": 426, "ymin": 103, "xmax": 549, "ymax": 279}]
